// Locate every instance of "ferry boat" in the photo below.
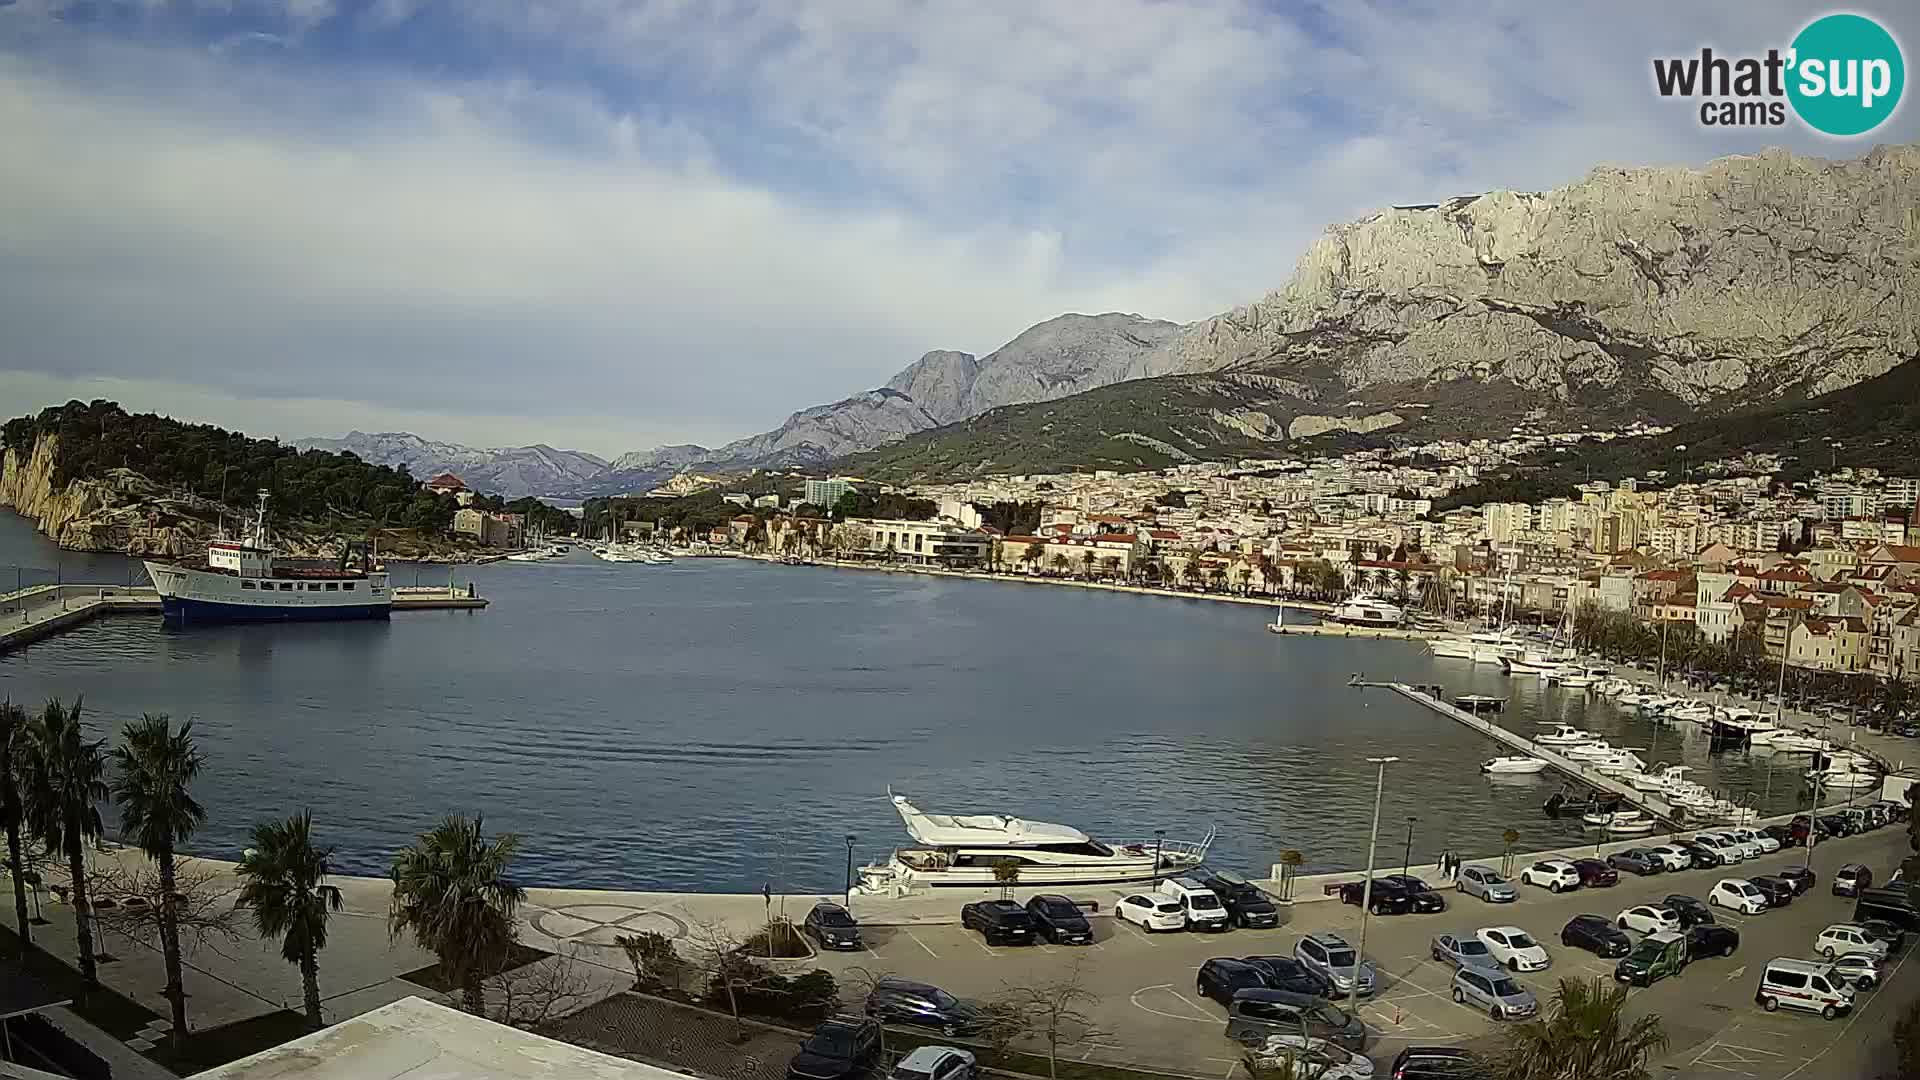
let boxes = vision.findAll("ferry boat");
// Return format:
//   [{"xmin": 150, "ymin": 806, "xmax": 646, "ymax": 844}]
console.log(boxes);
[
  {"xmin": 142, "ymin": 490, "xmax": 390, "ymax": 624},
  {"xmin": 1328, "ymin": 593, "xmax": 1404, "ymax": 627},
  {"xmin": 853, "ymin": 791, "xmax": 1213, "ymax": 893}
]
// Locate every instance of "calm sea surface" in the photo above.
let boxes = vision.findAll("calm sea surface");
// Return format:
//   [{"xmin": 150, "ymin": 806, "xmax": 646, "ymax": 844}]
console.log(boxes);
[{"xmin": 0, "ymin": 512, "xmax": 1814, "ymax": 892}]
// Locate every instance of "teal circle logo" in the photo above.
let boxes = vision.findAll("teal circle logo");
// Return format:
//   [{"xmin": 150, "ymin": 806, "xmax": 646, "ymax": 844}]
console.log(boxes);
[{"xmin": 1788, "ymin": 13, "xmax": 1904, "ymax": 136}]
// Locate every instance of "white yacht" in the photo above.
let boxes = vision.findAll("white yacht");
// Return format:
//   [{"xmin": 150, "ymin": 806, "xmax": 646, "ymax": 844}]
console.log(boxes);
[
  {"xmin": 1481, "ymin": 756, "xmax": 1549, "ymax": 774},
  {"xmin": 1329, "ymin": 593, "xmax": 1404, "ymax": 627},
  {"xmin": 853, "ymin": 792, "xmax": 1214, "ymax": 893},
  {"xmin": 1536, "ymin": 724, "xmax": 1596, "ymax": 747},
  {"xmin": 1428, "ymin": 630, "xmax": 1524, "ymax": 664}
]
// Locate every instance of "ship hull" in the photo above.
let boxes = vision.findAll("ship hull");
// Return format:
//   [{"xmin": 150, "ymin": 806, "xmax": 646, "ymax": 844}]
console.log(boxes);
[{"xmin": 159, "ymin": 596, "xmax": 390, "ymax": 624}]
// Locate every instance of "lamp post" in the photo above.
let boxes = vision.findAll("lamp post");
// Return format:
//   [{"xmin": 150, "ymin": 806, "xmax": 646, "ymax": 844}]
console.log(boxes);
[
  {"xmin": 1153, "ymin": 829, "xmax": 1166, "ymax": 886},
  {"xmin": 1401, "ymin": 818, "xmax": 1417, "ymax": 876},
  {"xmin": 1350, "ymin": 755, "xmax": 1399, "ymax": 1021},
  {"xmin": 1805, "ymin": 770, "xmax": 1824, "ymax": 871},
  {"xmin": 843, "ymin": 834, "xmax": 856, "ymax": 909}
]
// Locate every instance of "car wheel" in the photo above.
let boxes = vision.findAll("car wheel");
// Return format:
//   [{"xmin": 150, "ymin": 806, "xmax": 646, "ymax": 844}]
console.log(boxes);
[
  {"xmin": 1508, "ymin": 958, "xmax": 1520, "ymax": 972},
  {"xmin": 1824, "ymin": 945, "xmax": 1836, "ymax": 959},
  {"xmin": 1821, "ymin": 1004, "xmax": 1838, "ymax": 1021},
  {"xmin": 1619, "ymin": 919, "xmax": 1630, "ymax": 930},
  {"xmin": 1371, "ymin": 903, "xmax": 1385, "ymax": 915},
  {"xmin": 1432, "ymin": 947, "xmax": 1443, "ymax": 961},
  {"xmin": 1549, "ymin": 881, "xmax": 1562, "ymax": 893},
  {"xmin": 1761, "ymin": 995, "xmax": 1779, "ymax": 1012},
  {"xmin": 1452, "ymin": 987, "xmax": 1465, "ymax": 1003},
  {"xmin": 1723, "ymin": 944, "xmax": 1736, "ymax": 958},
  {"xmin": 1490, "ymin": 1005, "xmax": 1502, "ymax": 1020}
]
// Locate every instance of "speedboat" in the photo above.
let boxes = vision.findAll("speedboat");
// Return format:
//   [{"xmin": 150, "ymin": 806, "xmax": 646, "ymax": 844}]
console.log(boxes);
[
  {"xmin": 1482, "ymin": 756, "xmax": 1549, "ymax": 774},
  {"xmin": 853, "ymin": 791, "xmax": 1213, "ymax": 893},
  {"xmin": 1564, "ymin": 740, "xmax": 1620, "ymax": 761},
  {"xmin": 1536, "ymin": 724, "xmax": 1596, "ymax": 747},
  {"xmin": 1583, "ymin": 809, "xmax": 1654, "ymax": 834},
  {"xmin": 1329, "ymin": 593, "xmax": 1404, "ymax": 627},
  {"xmin": 1760, "ymin": 730, "xmax": 1831, "ymax": 754}
]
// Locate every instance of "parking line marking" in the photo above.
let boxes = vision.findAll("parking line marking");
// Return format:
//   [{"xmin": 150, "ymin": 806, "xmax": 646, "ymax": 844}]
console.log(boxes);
[
  {"xmin": 1168, "ymin": 988, "xmax": 1213, "ymax": 1018},
  {"xmin": 1117, "ymin": 921, "xmax": 1158, "ymax": 947},
  {"xmin": 905, "ymin": 931, "xmax": 938, "ymax": 958},
  {"xmin": 1127, "ymin": 984, "xmax": 1214, "ymax": 1024},
  {"xmin": 971, "ymin": 935, "xmax": 998, "ymax": 956}
]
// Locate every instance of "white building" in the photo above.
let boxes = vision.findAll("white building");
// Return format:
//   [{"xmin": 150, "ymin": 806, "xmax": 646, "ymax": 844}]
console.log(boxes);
[
  {"xmin": 805, "ymin": 477, "xmax": 853, "ymax": 508},
  {"xmin": 862, "ymin": 518, "xmax": 992, "ymax": 566}
]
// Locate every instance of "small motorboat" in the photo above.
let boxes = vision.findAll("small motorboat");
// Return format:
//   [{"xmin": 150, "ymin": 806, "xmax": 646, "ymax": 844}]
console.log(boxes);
[
  {"xmin": 1482, "ymin": 756, "xmax": 1548, "ymax": 774},
  {"xmin": 1453, "ymin": 694, "xmax": 1507, "ymax": 713},
  {"xmin": 1536, "ymin": 724, "xmax": 1595, "ymax": 746}
]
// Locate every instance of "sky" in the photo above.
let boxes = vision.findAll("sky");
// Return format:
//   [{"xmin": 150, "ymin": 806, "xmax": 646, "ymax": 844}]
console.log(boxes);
[{"xmin": 3, "ymin": 1, "xmax": 1916, "ymax": 458}]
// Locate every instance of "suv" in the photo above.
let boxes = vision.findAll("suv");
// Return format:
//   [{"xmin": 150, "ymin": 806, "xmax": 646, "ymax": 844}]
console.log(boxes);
[
  {"xmin": 1197, "ymin": 958, "xmax": 1273, "ymax": 1006},
  {"xmin": 1294, "ymin": 933, "xmax": 1376, "ymax": 997},
  {"xmin": 1834, "ymin": 864, "xmax": 1874, "ymax": 897},
  {"xmin": 787, "ymin": 1016, "xmax": 883, "ymax": 1080},
  {"xmin": 1160, "ymin": 877, "xmax": 1232, "ymax": 931},
  {"xmin": 1203, "ymin": 871, "xmax": 1282, "ymax": 929},
  {"xmin": 865, "ymin": 978, "xmax": 984, "ymax": 1035},
  {"xmin": 1224, "ymin": 990, "xmax": 1366, "ymax": 1050},
  {"xmin": 889, "ymin": 1047, "xmax": 975, "ymax": 1080},
  {"xmin": 1024, "ymin": 895, "xmax": 1093, "ymax": 945},
  {"xmin": 1336, "ymin": 879, "xmax": 1416, "ymax": 915},
  {"xmin": 1614, "ymin": 932, "xmax": 1689, "ymax": 987},
  {"xmin": 1379, "ymin": 875, "xmax": 1448, "ymax": 913},
  {"xmin": 1519, "ymin": 859, "xmax": 1582, "ymax": 893},
  {"xmin": 802, "ymin": 902, "xmax": 863, "ymax": 951},
  {"xmin": 960, "ymin": 900, "xmax": 1037, "ymax": 944}
]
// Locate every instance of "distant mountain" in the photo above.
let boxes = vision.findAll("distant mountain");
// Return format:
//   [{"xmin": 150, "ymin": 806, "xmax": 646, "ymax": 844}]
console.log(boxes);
[{"xmin": 294, "ymin": 431, "xmax": 610, "ymax": 499}]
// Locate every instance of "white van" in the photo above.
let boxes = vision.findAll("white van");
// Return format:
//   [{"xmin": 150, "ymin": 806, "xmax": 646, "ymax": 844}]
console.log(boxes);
[
  {"xmin": 1755, "ymin": 958, "xmax": 1855, "ymax": 1020},
  {"xmin": 1157, "ymin": 877, "xmax": 1230, "ymax": 931}
]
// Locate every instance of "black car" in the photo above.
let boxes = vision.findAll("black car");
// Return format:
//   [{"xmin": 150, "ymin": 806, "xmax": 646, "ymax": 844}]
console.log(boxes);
[
  {"xmin": 1819, "ymin": 813, "xmax": 1854, "ymax": 837},
  {"xmin": 960, "ymin": 900, "xmax": 1038, "ymax": 945},
  {"xmin": 1336, "ymin": 879, "xmax": 1416, "ymax": 915},
  {"xmin": 1674, "ymin": 841, "xmax": 1723, "ymax": 869},
  {"xmin": 1572, "ymin": 859, "xmax": 1619, "ymax": 888},
  {"xmin": 787, "ymin": 1016, "xmax": 882, "ymax": 1080},
  {"xmin": 802, "ymin": 902, "xmax": 863, "ymax": 951},
  {"xmin": 1777, "ymin": 865, "xmax": 1816, "ymax": 896},
  {"xmin": 1761, "ymin": 824, "xmax": 1797, "ymax": 848},
  {"xmin": 864, "ymin": 978, "xmax": 984, "ymax": 1035},
  {"xmin": 1561, "ymin": 914, "xmax": 1632, "ymax": 958},
  {"xmin": 1856, "ymin": 889, "xmax": 1920, "ymax": 934},
  {"xmin": 1202, "ymin": 871, "xmax": 1282, "ymax": 929},
  {"xmin": 1749, "ymin": 876, "xmax": 1794, "ymax": 908},
  {"xmin": 1686, "ymin": 924, "xmax": 1740, "ymax": 960},
  {"xmin": 1605, "ymin": 850, "xmax": 1664, "ymax": 876},
  {"xmin": 1662, "ymin": 894, "xmax": 1715, "ymax": 929},
  {"xmin": 1241, "ymin": 954, "xmax": 1334, "ymax": 998},
  {"xmin": 1024, "ymin": 894, "xmax": 1093, "ymax": 945},
  {"xmin": 1379, "ymin": 875, "xmax": 1448, "ymax": 913},
  {"xmin": 1197, "ymin": 958, "xmax": 1273, "ymax": 1006},
  {"xmin": 1388, "ymin": 1046, "xmax": 1480, "ymax": 1079}
]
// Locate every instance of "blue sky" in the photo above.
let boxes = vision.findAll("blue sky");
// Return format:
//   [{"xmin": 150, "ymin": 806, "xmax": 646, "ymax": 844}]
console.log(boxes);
[{"xmin": 3, "ymin": 1, "xmax": 1915, "ymax": 457}]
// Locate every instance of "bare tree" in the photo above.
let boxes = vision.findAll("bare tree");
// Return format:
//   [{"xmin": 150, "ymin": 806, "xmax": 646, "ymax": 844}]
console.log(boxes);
[
  {"xmin": 841, "ymin": 965, "xmax": 897, "ymax": 1057},
  {"xmin": 487, "ymin": 950, "xmax": 596, "ymax": 1030},
  {"xmin": 686, "ymin": 917, "xmax": 779, "ymax": 1038},
  {"xmin": 89, "ymin": 857, "xmax": 244, "ymax": 968},
  {"xmin": 1001, "ymin": 962, "xmax": 1109, "ymax": 1080}
]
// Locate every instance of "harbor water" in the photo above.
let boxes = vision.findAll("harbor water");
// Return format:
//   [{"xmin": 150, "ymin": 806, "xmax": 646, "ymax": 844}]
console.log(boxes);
[{"xmin": 1, "ymin": 511, "xmax": 1825, "ymax": 892}]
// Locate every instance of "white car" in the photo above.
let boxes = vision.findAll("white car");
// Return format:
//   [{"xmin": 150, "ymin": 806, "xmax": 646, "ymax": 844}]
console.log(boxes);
[
  {"xmin": 1475, "ymin": 926, "xmax": 1551, "ymax": 972},
  {"xmin": 1708, "ymin": 878, "xmax": 1767, "ymax": 915},
  {"xmin": 1816, "ymin": 924, "xmax": 1891, "ymax": 961},
  {"xmin": 1115, "ymin": 892, "xmax": 1188, "ymax": 932},
  {"xmin": 1646, "ymin": 845, "xmax": 1693, "ymax": 872},
  {"xmin": 1617, "ymin": 905, "xmax": 1683, "ymax": 935},
  {"xmin": 1519, "ymin": 859, "xmax": 1583, "ymax": 893},
  {"xmin": 1254, "ymin": 1037, "xmax": 1374, "ymax": 1080},
  {"xmin": 1720, "ymin": 831, "xmax": 1764, "ymax": 860},
  {"xmin": 1731, "ymin": 828, "xmax": 1781, "ymax": 855},
  {"xmin": 1692, "ymin": 834, "xmax": 1743, "ymax": 863}
]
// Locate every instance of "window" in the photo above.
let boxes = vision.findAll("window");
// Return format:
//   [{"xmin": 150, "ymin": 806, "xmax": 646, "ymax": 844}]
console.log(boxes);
[
  {"xmin": 325, "ymin": 582, "xmax": 339, "ymax": 591},
  {"xmin": 1809, "ymin": 977, "xmax": 1833, "ymax": 993},
  {"xmin": 240, "ymin": 580, "xmax": 255, "ymax": 590},
  {"xmin": 1768, "ymin": 969, "xmax": 1808, "ymax": 989},
  {"xmin": 343, "ymin": 583, "xmax": 355, "ymax": 591},
  {"xmin": 280, "ymin": 582, "xmax": 294, "ymax": 591}
]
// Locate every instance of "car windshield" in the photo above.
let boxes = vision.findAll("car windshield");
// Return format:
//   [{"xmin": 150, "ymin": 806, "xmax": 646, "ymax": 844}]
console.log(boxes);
[
  {"xmin": 1459, "ymin": 940, "xmax": 1490, "ymax": 955},
  {"xmin": 803, "ymin": 1027, "xmax": 859, "ymax": 1057},
  {"xmin": 818, "ymin": 910, "xmax": 856, "ymax": 927},
  {"xmin": 1507, "ymin": 932, "xmax": 1537, "ymax": 949},
  {"xmin": 1312, "ymin": 1004, "xmax": 1350, "ymax": 1026},
  {"xmin": 929, "ymin": 989, "xmax": 959, "ymax": 1009},
  {"xmin": 1326, "ymin": 948, "xmax": 1357, "ymax": 967},
  {"xmin": 1490, "ymin": 978, "xmax": 1523, "ymax": 997},
  {"xmin": 1628, "ymin": 940, "xmax": 1666, "ymax": 963},
  {"xmin": 1189, "ymin": 894, "xmax": 1222, "ymax": 910}
]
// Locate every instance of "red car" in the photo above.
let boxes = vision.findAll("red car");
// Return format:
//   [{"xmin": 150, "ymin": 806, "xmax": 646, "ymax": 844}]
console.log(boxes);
[{"xmin": 1572, "ymin": 859, "xmax": 1619, "ymax": 888}]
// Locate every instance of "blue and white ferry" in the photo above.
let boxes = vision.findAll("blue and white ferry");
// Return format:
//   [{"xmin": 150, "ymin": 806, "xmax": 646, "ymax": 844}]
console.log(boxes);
[{"xmin": 143, "ymin": 490, "xmax": 390, "ymax": 623}]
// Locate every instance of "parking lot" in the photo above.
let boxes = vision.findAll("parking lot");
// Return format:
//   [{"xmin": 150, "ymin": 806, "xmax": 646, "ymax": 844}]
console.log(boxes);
[{"xmin": 813, "ymin": 826, "xmax": 1917, "ymax": 1078}]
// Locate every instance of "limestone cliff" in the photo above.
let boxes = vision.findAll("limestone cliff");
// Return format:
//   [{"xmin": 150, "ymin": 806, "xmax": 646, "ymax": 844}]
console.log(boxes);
[{"xmin": 0, "ymin": 434, "xmax": 202, "ymax": 555}]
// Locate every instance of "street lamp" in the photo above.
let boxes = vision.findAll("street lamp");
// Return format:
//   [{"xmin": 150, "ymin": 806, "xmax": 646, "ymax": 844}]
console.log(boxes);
[
  {"xmin": 843, "ymin": 834, "xmax": 856, "ymax": 909},
  {"xmin": 1401, "ymin": 818, "xmax": 1417, "ymax": 876},
  {"xmin": 1153, "ymin": 829, "xmax": 1167, "ymax": 886},
  {"xmin": 1350, "ymin": 755, "xmax": 1400, "ymax": 1021}
]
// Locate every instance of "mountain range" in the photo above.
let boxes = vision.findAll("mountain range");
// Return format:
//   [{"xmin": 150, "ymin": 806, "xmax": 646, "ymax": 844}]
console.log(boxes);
[{"xmin": 303, "ymin": 143, "xmax": 1920, "ymax": 496}]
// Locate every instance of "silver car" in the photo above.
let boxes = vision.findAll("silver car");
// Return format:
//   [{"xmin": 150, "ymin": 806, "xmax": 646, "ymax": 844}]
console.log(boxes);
[
  {"xmin": 1457, "ymin": 865, "xmax": 1518, "ymax": 903},
  {"xmin": 1451, "ymin": 965, "xmax": 1539, "ymax": 1020},
  {"xmin": 1827, "ymin": 952, "xmax": 1883, "ymax": 990},
  {"xmin": 1294, "ymin": 932, "xmax": 1378, "ymax": 997},
  {"xmin": 1430, "ymin": 933, "xmax": 1499, "ymax": 971}
]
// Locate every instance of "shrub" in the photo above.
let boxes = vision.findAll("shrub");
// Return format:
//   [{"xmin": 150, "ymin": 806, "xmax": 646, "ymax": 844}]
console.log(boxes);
[
  {"xmin": 738, "ymin": 919, "xmax": 812, "ymax": 959},
  {"xmin": 615, "ymin": 930, "xmax": 686, "ymax": 993}
]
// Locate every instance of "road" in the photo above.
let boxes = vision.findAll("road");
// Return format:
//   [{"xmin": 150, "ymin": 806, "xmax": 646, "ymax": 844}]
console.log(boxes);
[{"xmin": 813, "ymin": 826, "xmax": 1917, "ymax": 1079}]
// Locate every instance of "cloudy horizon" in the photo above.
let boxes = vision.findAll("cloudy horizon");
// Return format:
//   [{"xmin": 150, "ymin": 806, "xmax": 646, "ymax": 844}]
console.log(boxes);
[{"xmin": 4, "ymin": 1, "xmax": 1915, "ymax": 458}]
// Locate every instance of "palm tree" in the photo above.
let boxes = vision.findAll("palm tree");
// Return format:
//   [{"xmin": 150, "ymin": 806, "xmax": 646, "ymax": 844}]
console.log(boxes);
[
  {"xmin": 1496, "ymin": 976, "xmax": 1667, "ymax": 1080},
  {"xmin": 24, "ymin": 697, "xmax": 108, "ymax": 987},
  {"xmin": 112, "ymin": 714, "xmax": 206, "ymax": 1048},
  {"xmin": 1, "ymin": 699, "xmax": 31, "ymax": 950},
  {"xmin": 238, "ymin": 812, "xmax": 343, "ymax": 1029},
  {"xmin": 1079, "ymin": 550, "xmax": 1096, "ymax": 579},
  {"xmin": 389, "ymin": 815, "xmax": 526, "ymax": 1015}
]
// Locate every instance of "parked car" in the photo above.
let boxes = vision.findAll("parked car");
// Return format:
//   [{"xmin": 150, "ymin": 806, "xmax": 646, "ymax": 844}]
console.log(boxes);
[
  {"xmin": 1761, "ymin": 824, "xmax": 1797, "ymax": 849},
  {"xmin": 1224, "ymin": 990, "xmax": 1366, "ymax": 1050},
  {"xmin": 1475, "ymin": 926, "xmax": 1550, "ymax": 972},
  {"xmin": 865, "ymin": 978, "xmax": 984, "ymax": 1036},
  {"xmin": 1560, "ymin": 914, "xmax": 1631, "ymax": 958},
  {"xmin": 1856, "ymin": 917, "xmax": 1908, "ymax": 952},
  {"xmin": 1606, "ymin": 849, "xmax": 1664, "ymax": 876},
  {"xmin": 1019, "ymin": 895, "xmax": 1093, "ymax": 945},
  {"xmin": 1709, "ymin": 879, "xmax": 1768, "ymax": 915},
  {"xmin": 1388, "ymin": 1047, "xmax": 1478, "ymax": 1079},
  {"xmin": 1159, "ymin": 877, "xmax": 1231, "ymax": 932},
  {"xmin": 1202, "ymin": 871, "xmax": 1282, "ymax": 929},
  {"xmin": 889, "ymin": 1047, "xmax": 976, "ymax": 1080},
  {"xmin": 787, "ymin": 1016, "xmax": 882, "ymax": 1080},
  {"xmin": 1617, "ymin": 905, "xmax": 1683, "ymax": 935},
  {"xmin": 1294, "ymin": 933, "xmax": 1377, "ymax": 997},
  {"xmin": 1336, "ymin": 879, "xmax": 1417, "ymax": 915},
  {"xmin": 1614, "ymin": 932, "xmax": 1690, "ymax": 988},
  {"xmin": 1692, "ymin": 834, "xmax": 1743, "ymax": 863},
  {"xmin": 1777, "ymin": 866, "xmax": 1816, "ymax": 895},
  {"xmin": 1250, "ymin": 1038, "xmax": 1373, "ymax": 1080},
  {"xmin": 1196, "ymin": 958, "xmax": 1274, "ymax": 1006},
  {"xmin": 1826, "ymin": 951, "xmax": 1883, "ymax": 990},
  {"xmin": 1452, "ymin": 965, "xmax": 1538, "ymax": 1020},
  {"xmin": 1241, "ymin": 955, "xmax": 1334, "ymax": 998},
  {"xmin": 1818, "ymin": 813, "xmax": 1854, "ymax": 837},
  {"xmin": 1456, "ymin": 865, "xmax": 1518, "ymax": 903},
  {"xmin": 960, "ymin": 900, "xmax": 1038, "ymax": 945},
  {"xmin": 1646, "ymin": 844, "xmax": 1694, "ymax": 871},
  {"xmin": 1687, "ymin": 924, "xmax": 1740, "ymax": 960},
  {"xmin": 1674, "ymin": 840, "xmax": 1723, "ymax": 870},
  {"xmin": 1115, "ymin": 892, "xmax": 1188, "ymax": 932},
  {"xmin": 1749, "ymin": 876, "xmax": 1795, "ymax": 908},
  {"xmin": 1755, "ymin": 958, "xmax": 1855, "ymax": 1020},
  {"xmin": 1731, "ymin": 828, "xmax": 1779, "ymax": 855},
  {"xmin": 1519, "ymin": 859, "xmax": 1583, "ymax": 893},
  {"xmin": 1663, "ymin": 894, "xmax": 1715, "ymax": 929},
  {"xmin": 1430, "ymin": 933, "xmax": 1499, "ymax": 970},
  {"xmin": 1815, "ymin": 924, "xmax": 1890, "ymax": 961},
  {"xmin": 1834, "ymin": 864, "xmax": 1874, "ymax": 897},
  {"xmin": 1572, "ymin": 859, "xmax": 1620, "ymax": 888},
  {"xmin": 1856, "ymin": 890, "xmax": 1920, "ymax": 934},
  {"xmin": 1380, "ymin": 874, "xmax": 1449, "ymax": 913},
  {"xmin": 803, "ymin": 902, "xmax": 864, "ymax": 950}
]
